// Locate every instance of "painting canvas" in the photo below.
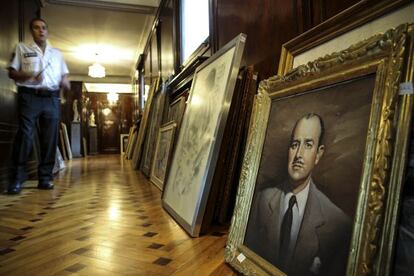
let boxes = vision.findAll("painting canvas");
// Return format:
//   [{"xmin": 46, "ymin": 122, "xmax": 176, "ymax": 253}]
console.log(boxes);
[
  {"xmin": 244, "ymin": 75, "xmax": 373, "ymax": 276},
  {"xmin": 225, "ymin": 24, "xmax": 413, "ymax": 276},
  {"xmin": 162, "ymin": 33, "xmax": 246, "ymax": 237},
  {"xmin": 150, "ymin": 122, "xmax": 176, "ymax": 190}
]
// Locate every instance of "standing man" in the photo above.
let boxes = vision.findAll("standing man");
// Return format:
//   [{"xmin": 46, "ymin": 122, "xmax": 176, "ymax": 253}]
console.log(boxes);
[
  {"xmin": 7, "ymin": 18, "xmax": 70, "ymax": 194},
  {"xmin": 245, "ymin": 113, "xmax": 352, "ymax": 276}
]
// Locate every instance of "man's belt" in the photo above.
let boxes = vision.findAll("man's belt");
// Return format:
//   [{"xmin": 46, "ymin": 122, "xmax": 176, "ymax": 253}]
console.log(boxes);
[{"xmin": 18, "ymin": 86, "xmax": 60, "ymax": 97}]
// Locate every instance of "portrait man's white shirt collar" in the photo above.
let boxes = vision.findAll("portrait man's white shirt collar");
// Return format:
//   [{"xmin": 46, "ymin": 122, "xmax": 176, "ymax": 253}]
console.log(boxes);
[{"xmin": 279, "ymin": 179, "xmax": 311, "ymax": 255}]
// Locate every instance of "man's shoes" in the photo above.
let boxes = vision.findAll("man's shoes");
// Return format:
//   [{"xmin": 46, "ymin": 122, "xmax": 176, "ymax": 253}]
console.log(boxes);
[
  {"xmin": 7, "ymin": 181, "xmax": 23, "ymax": 195},
  {"xmin": 37, "ymin": 181, "xmax": 54, "ymax": 190}
]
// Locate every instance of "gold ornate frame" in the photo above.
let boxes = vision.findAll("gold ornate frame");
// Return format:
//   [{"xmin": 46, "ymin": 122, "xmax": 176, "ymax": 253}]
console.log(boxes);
[{"xmin": 225, "ymin": 24, "xmax": 414, "ymax": 276}]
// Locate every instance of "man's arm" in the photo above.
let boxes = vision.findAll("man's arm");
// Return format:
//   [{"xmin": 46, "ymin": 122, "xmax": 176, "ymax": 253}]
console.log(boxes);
[
  {"xmin": 60, "ymin": 74, "xmax": 70, "ymax": 91},
  {"xmin": 8, "ymin": 68, "xmax": 41, "ymax": 84}
]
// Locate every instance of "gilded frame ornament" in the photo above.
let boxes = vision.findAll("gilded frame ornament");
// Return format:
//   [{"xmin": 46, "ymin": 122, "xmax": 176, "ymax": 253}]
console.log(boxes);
[{"xmin": 225, "ymin": 24, "xmax": 414, "ymax": 276}]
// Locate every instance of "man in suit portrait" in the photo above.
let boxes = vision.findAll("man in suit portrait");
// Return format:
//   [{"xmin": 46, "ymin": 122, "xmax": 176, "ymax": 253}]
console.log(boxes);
[{"xmin": 244, "ymin": 113, "xmax": 352, "ymax": 276}]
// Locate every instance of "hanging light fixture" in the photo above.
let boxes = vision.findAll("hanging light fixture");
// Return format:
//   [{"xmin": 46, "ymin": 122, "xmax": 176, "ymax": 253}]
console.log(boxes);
[{"xmin": 88, "ymin": 53, "xmax": 105, "ymax": 78}]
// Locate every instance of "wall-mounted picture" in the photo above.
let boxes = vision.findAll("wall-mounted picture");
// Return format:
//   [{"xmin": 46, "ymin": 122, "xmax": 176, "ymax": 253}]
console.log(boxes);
[
  {"xmin": 225, "ymin": 24, "xmax": 413, "ymax": 276},
  {"xmin": 150, "ymin": 122, "xmax": 177, "ymax": 190},
  {"xmin": 162, "ymin": 33, "xmax": 246, "ymax": 237}
]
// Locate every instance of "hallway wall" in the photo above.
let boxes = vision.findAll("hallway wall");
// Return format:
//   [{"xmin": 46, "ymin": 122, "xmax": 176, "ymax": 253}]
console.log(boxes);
[{"xmin": 0, "ymin": 0, "xmax": 40, "ymax": 189}]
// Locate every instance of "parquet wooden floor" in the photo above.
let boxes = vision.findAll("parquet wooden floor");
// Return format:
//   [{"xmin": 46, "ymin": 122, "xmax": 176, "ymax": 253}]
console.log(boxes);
[{"xmin": 0, "ymin": 155, "xmax": 237, "ymax": 275}]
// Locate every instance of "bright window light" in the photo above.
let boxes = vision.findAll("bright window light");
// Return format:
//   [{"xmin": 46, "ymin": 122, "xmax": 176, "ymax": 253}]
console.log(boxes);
[{"xmin": 181, "ymin": 0, "xmax": 209, "ymax": 64}]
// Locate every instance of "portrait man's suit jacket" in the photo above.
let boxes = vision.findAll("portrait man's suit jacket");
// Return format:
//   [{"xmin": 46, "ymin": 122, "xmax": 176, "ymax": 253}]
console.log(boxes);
[{"xmin": 245, "ymin": 181, "xmax": 352, "ymax": 276}]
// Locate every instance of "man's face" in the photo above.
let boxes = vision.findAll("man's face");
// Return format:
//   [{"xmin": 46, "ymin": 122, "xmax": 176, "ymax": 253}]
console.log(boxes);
[
  {"xmin": 288, "ymin": 116, "xmax": 324, "ymax": 188},
  {"xmin": 31, "ymin": 20, "xmax": 48, "ymax": 43}
]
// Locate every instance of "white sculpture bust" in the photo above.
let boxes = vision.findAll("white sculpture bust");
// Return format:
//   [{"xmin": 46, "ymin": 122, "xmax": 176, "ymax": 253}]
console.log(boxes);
[
  {"xmin": 89, "ymin": 111, "xmax": 96, "ymax": 127},
  {"xmin": 72, "ymin": 99, "xmax": 80, "ymax": 122}
]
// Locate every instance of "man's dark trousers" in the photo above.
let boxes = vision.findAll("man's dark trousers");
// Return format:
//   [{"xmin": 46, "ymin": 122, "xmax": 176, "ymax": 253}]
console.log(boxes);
[{"xmin": 12, "ymin": 87, "xmax": 60, "ymax": 183}]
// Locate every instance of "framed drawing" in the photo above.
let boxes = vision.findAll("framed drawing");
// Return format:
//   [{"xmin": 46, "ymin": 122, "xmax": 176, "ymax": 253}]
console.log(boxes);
[
  {"xmin": 120, "ymin": 134, "xmax": 129, "ymax": 155},
  {"xmin": 150, "ymin": 122, "xmax": 177, "ymax": 190},
  {"xmin": 162, "ymin": 33, "xmax": 246, "ymax": 237},
  {"xmin": 140, "ymin": 83, "xmax": 167, "ymax": 176},
  {"xmin": 167, "ymin": 93, "xmax": 187, "ymax": 129},
  {"xmin": 225, "ymin": 24, "xmax": 413, "ymax": 276}
]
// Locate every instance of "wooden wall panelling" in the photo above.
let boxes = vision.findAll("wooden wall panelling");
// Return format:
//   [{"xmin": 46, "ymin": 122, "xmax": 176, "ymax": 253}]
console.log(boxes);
[
  {"xmin": 212, "ymin": 0, "xmax": 301, "ymax": 79},
  {"xmin": 119, "ymin": 94, "xmax": 134, "ymax": 134},
  {"xmin": 144, "ymin": 47, "xmax": 152, "ymax": 84},
  {"xmin": 159, "ymin": 0, "xmax": 176, "ymax": 78},
  {"xmin": 212, "ymin": 0, "xmax": 379, "ymax": 80},
  {"xmin": 21, "ymin": 0, "xmax": 41, "ymax": 43},
  {"xmin": 151, "ymin": 23, "xmax": 160, "ymax": 79},
  {"xmin": 172, "ymin": 0, "xmax": 181, "ymax": 74},
  {"xmin": 61, "ymin": 81, "xmax": 83, "ymax": 139},
  {"xmin": 0, "ymin": 0, "xmax": 40, "ymax": 189},
  {"xmin": 323, "ymin": 0, "xmax": 362, "ymax": 21},
  {"xmin": 86, "ymin": 92, "xmax": 132, "ymax": 154}
]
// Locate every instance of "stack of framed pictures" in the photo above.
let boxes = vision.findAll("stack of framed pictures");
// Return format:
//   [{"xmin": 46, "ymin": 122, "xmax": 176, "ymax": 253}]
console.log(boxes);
[
  {"xmin": 225, "ymin": 22, "xmax": 413, "ymax": 276},
  {"xmin": 131, "ymin": 77, "xmax": 160, "ymax": 169},
  {"xmin": 140, "ymin": 83, "xmax": 167, "ymax": 176},
  {"xmin": 208, "ymin": 66, "xmax": 259, "ymax": 225},
  {"xmin": 162, "ymin": 33, "xmax": 247, "ymax": 237},
  {"xmin": 148, "ymin": 90, "xmax": 188, "ymax": 190}
]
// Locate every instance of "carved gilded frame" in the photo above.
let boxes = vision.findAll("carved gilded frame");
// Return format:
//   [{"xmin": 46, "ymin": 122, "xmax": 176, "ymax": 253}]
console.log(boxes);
[{"xmin": 225, "ymin": 24, "xmax": 414, "ymax": 276}]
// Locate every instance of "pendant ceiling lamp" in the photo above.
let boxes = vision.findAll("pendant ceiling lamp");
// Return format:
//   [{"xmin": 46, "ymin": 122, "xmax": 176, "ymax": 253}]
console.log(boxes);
[{"xmin": 88, "ymin": 53, "xmax": 105, "ymax": 78}]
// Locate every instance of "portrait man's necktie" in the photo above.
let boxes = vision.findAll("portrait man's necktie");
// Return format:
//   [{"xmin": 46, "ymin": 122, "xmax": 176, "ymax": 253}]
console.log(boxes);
[{"xmin": 279, "ymin": 195, "xmax": 297, "ymax": 270}]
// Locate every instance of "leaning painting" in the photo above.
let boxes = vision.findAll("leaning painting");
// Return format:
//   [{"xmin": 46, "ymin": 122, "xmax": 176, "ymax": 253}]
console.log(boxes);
[
  {"xmin": 150, "ymin": 122, "xmax": 177, "ymax": 190},
  {"xmin": 225, "ymin": 24, "xmax": 413, "ymax": 276},
  {"xmin": 162, "ymin": 33, "xmax": 246, "ymax": 237}
]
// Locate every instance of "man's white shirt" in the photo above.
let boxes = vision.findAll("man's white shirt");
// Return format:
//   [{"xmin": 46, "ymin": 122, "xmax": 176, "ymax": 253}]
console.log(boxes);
[
  {"xmin": 279, "ymin": 181, "xmax": 310, "ymax": 256},
  {"xmin": 9, "ymin": 41, "xmax": 69, "ymax": 90}
]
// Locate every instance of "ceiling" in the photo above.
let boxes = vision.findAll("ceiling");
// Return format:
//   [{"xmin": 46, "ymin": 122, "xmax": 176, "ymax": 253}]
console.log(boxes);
[{"xmin": 40, "ymin": 0, "xmax": 159, "ymax": 85}]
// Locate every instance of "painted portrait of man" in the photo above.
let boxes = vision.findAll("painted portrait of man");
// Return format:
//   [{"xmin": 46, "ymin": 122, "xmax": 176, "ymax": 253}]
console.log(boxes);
[{"xmin": 245, "ymin": 113, "xmax": 352, "ymax": 276}]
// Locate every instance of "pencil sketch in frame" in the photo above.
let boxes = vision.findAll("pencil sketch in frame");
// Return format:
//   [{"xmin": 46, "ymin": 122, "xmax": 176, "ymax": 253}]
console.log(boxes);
[
  {"xmin": 162, "ymin": 33, "xmax": 246, "ymax": 237},
  {"xmin": 167, "ymin": 93, "xmax": 187, "ymax": 129},
  {"xmin": 225, "ymin": 24, "xmax": 413, "ymax": 276},
  {"xmin": 150, "ymin": 122, "xmax": 177, "ymax": 190}
]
